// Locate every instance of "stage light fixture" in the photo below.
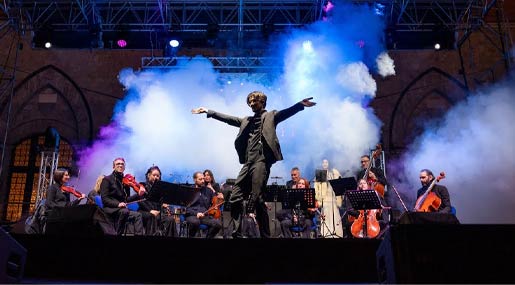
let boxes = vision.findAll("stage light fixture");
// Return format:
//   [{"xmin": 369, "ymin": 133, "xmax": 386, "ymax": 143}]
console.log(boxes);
[
  {"xmin": 302, "ymin": 40, "xmax": 314, "ymax": 53},
  {"xmin": 434, "ymin": 43, "xmax": 441, "ymax": 50},
  {"xmin": 169, "ymin": 39, "xmax": 180, "ymax": 48},
  {"xmin": 44, "ymin": 42, "xmax": 52, "ymax": 49},
  {"xmin": 117, "ymin": 39, "xmax": 127, "ymax": 48}
]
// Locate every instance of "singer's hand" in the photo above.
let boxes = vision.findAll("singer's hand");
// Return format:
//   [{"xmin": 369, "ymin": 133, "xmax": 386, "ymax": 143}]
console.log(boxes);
[
  {"xmin": 300, "ymin": 97, "xmax": 316, "ymax": 107},
  {"xmin": 191, "ymin": 107, "xmax": 208, "ymax": 114}
]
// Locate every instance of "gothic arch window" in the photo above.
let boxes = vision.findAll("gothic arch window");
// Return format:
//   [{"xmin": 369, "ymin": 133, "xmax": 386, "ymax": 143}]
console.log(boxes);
[{"xmin": 3, "ymin": 135, "xmax": 74, "ymax": 222}]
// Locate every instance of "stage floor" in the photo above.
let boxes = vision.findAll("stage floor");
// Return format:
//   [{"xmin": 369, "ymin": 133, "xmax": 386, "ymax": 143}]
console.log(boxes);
[{"xmin": 7, "ymin": 224, "xmax": 515, "ymax": 284}]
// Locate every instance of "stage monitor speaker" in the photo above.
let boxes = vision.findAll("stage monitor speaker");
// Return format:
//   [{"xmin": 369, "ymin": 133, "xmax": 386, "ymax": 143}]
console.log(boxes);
[
  {"xmin": 45, "ymin": 204, "xmax": 115, "ymax": 236},
  {"xmin": 398, "ymin": 211, "xmax": 460, "ymax": 224},
  {"xmin": 0, "ymin": 227, "xmax": 27, "ymax": 283},
  {"xmin": 377, "ymin": 225, "xmax": 515, "ymax": 284}
]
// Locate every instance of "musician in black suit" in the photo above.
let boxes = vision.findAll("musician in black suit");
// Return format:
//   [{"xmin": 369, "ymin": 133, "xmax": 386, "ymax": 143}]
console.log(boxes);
[
  {"xmin": 45, "ymin": 168, "xmax": 86, "ymax": 216},
  {"xmin": 192, "ymin": 91, "xmax": 316, "ymax": 238},
  {"xmin": 100, "ymin": 157, "xmax": 145, "ymax": 235},
  {"xmin": 286, "ymin": 167, "xmax": 301, "ymax": 189},
  {"xmin": 185, "ymin": 172, "xmax": 223, "ymax": 238},
  {"xmin": 416, "ymin": 169, "xmax": 451, "ymax": 213},
  {"xmin": 356, "ymin": 155, "xmax": 388, "ymax": 187},
  {"xmin": 138, "ymin": 166, "xmax": 177, "ymax": 236}
]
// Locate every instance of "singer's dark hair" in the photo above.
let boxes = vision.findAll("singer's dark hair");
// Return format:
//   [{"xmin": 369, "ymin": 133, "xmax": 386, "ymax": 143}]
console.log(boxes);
[{"xmin": 145, "ymin": 166, "xmax": 162, "ymax": 183}]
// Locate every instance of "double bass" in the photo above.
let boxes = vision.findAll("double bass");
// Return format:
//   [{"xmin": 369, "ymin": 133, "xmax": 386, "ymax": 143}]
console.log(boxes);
[
  {"xmin": 362, "ymin": 144, "xmax": 385, "ymax": 198},
  {"xmin": 414, "ymin": 172, "xmax": 445, "ymax": 212}
]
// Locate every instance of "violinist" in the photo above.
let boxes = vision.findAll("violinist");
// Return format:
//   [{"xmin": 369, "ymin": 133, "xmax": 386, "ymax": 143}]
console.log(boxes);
[
  {"xmin": 185, "ymin": 172, "xmax": 223, "ymax": 238},
  {"xmin": 138, "ymin": 166, "xmax": 177, "ymax": 236},
  {"xmin": 203, "ymin": 169, "xmax": 221, "ymax": 193},
  {"xmin": 45, "ymin": 168, "xmax": 87, "ymax": 217},
  {"xmin": 99, "ymin": 157, "xmax": 144, "ymax": 235},
  {"xmin": 416, "ymin": 169, "xmax": 451, "ymax": 213}
]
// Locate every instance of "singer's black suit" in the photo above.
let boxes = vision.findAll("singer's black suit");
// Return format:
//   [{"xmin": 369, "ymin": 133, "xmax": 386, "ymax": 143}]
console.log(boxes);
[{"xmin": 206, "ymin": 102, "xmax": 306, "ymax": 238}]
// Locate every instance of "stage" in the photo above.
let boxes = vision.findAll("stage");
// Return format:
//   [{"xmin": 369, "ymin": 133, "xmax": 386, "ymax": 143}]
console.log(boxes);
[{"xmin": 3, "ymin": 224, "xmax": 515, "ymax": 284}]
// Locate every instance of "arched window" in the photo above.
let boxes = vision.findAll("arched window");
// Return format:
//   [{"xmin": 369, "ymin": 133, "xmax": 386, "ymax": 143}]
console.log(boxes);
[{"xmin": 4, "ymin": 135, "xmax": 74, "ymax": 222}]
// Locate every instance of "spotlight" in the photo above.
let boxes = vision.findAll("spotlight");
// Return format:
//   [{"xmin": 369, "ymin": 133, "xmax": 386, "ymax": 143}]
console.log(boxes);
[
  {"xmin": 169, "ymin": 39, "xmax": 180, "ymax": 48},
  {"xmin": 302, "ymin": 40, "xmax": 313, "ymax": 52},
  {"xmin": 117, "ymin": 39, "xmax": 127, "ymax": 48},
  {"xmin": 44, "ymin": 42, "xmax": 52, "ymax": 49},
  {"xmin": 434, "ymin": 43, "xmax": 441, "ymax": 50}
]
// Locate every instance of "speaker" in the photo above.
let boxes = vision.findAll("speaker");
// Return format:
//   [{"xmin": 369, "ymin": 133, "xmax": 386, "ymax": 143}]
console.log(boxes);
[
  {"xmin": 45, "ymin": 204, "xmax": 116, "ymax": 236},
  {"xmin": 377, "ymin": 225, "xmax": 515, "ymax": 283},
  {"xmin": 398, "ymin": 211, "xmax": 459, "ymax": 224},
  {"xmin": 0, "ymin": 227, "xmax": 27, "ymax": 283}
]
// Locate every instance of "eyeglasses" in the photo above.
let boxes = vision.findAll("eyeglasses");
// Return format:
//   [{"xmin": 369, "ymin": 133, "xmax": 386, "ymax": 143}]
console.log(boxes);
[
  {"xmin": 115, "ymin": 162, "xmax": 125, "ymax": 165},
  {"xmin": 360, "ymin": 160, "xmax": 369, "ymax": 163}
]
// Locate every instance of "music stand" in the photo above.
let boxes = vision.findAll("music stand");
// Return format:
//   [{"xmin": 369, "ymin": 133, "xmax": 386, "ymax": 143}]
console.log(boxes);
[
  {"xmin": 346, "ymin": 190, "xmax": 382, "ymax": 238},
  {"xmin": 151, "ymin": 181, "xmax": 198, "ymax": 207},
  {"xmin": 281, "ymin": 188, "xmax": 315, "ymax": 210},
  {"xmin": 328, "ymin": 177, "xmax": 357, "ymax": 197},
  {"xmin": 264, "ymin": 184, "xmax": 286, "ymax": 238},
  {"xmin": 315, "ymin": 169, "xmax": 327, "ymax": 182}
]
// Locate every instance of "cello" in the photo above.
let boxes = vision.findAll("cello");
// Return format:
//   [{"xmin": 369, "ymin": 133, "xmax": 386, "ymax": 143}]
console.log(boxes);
[{"xmin": 414, "ymin": 172, "xmax": 445, "ymax": 212}]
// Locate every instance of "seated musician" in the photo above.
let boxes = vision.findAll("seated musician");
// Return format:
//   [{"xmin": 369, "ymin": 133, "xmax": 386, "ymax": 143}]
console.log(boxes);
[
  {"xmin": 204, "ymin": 169, "xmax": 221, "ymax": 193},
  {"xmin": 138, "ymin": 166, "xmax": 177, "ymax": 236},
  {"xmin": 185, "ymin": 171, "xmax": 223, "ymax": 238},
  {"xmin": 279, "ymin": 178, "xmax": 315, "ymax": 238},
  {"xmin": 87, "ymin": 174, "xmax": 105, "ymax": 204},
  {"xmin": 357, "ymin": 155, "xmax": 388, "ymax": 188},
  {"xmin": 100, "ymin": 157, "xmax": 145, "ymax": 235},
  {"xmin": 416, "ymin": 169, "xmax": 451, "ymax": 213},
  {"xmin": 343, "ymin": 177, "xmax": 388, "ymax": 238},
  {"xmin": 45, "ymin": 168, "xmax": 87, "ymax": 217}
]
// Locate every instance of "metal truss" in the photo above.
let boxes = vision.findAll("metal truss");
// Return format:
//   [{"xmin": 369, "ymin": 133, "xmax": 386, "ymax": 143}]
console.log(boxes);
[
  {"xmin": 11, "ymin": 0, "xmax": 323, "ymax": 33},
  {"xmin": 8, "ymin": 0, "xmax": 495, "ymax": 33},
  {"xmin": 142, "ymin": 56, "xmax": 281, "ymax": 71},
  {"xmin": 35, "ymin": 151, "xmax": 59, "ymax": 208}
]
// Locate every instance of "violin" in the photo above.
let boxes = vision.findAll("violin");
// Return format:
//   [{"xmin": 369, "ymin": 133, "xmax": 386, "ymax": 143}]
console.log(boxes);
[
  {"xmin": 122, "ymin": 174, "xmax": 144, "ymax": 195},
  {"xmin": 414, "ymin": 172, "xmax": 445, "ymax": 212},
  {"xmin": 203, "ymin": 195, "xmax": 225, "ymax": 219},
  {"xmin": 60, "ymin": 185, "xmax": 84, "ymax": 199}
]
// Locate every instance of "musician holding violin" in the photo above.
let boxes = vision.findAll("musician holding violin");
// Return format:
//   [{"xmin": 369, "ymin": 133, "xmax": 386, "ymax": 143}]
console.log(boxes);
[
  {"xmin": 99, "ymin": 157, "xmax": 145, "ymax": 235},
  {"xmin": 415, "ymin": 169, "xmax": 451, "ymax": 213},
  {"xmin": 185, "ymin": 171, "xmax": 224, "ymax": 238},
  {"xmin": 45, "ymin": 168, "xmax": 87, "ymax": 218}
]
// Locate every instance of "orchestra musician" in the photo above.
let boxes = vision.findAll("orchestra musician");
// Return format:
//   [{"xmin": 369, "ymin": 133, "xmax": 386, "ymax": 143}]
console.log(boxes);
[
  {"xmin": 204, "ymin": 169, "xmax": 221, "ymax": 193},
  {"xmin": 138, "ymin": 166, "xmax": 177, "ymax": 236},
  {"xmin": 357, "ymin": 155, "xmax": 388, "ymax": 188},
  {"xmin": 185, "ymin": 172, "xmax": 223, "ymax": 238},
  {"xmin": 87, "ymin": 174, "xmax": 105, "ymax": 204},
  {"xmin": 343, "ymin": 178, "xmax": 387, "ymax": 238},
  {"xmin": 192, "ymin": 91, "xmax": 316, "ymax": 239},
  {"xmin": 99, "ymin": 157, "xmax": 145, "ymax": 235},
  {"xmin": 45, "ymin": 168, "xmax": 87, "ymax": 217},
  {"xmin": 279, "ymin": 178, "xmax": 315, "ymax": 238},
  {"xmin": 416, "ymin": 169, "xmax": 451, "ymax": 213},
  {"xmin": 286, "ymin": 167, "xmax": 301, "ymax": 188}
]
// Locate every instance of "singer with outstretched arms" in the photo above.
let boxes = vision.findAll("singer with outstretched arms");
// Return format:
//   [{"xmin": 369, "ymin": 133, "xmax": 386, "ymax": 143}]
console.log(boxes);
[{"xmin": 192, "ymin": 91, "xmax": 316, "ymax": 238}]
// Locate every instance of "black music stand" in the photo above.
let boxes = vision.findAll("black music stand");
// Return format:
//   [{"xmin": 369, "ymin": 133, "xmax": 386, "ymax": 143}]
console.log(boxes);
[
  {"xmin": 281, "ymin": 188, "xmax": 315, "ymax": 210},
  {"xmin": 346, "ymin": 190, "xmax": 382, "ymax": 238},
  {"xmin": 151, "ymin": 181, "xmax": 198, "ymax": 207},
  {"xmin": 264, "ymin": 184, "xmax": 286, "ymax": 238},
  {"xmin": 328, "ymin": 177, "xmax": 357, "ymax": 197},
  {"xmin": 315, "ymin": 169, "xmax": 327, "ymax": 182}
]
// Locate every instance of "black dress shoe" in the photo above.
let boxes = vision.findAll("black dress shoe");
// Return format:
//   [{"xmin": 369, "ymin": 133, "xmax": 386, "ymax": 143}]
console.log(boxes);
[{"xmin": 232, "ymin": 232, "xmax": 245, "ymax": 239}]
